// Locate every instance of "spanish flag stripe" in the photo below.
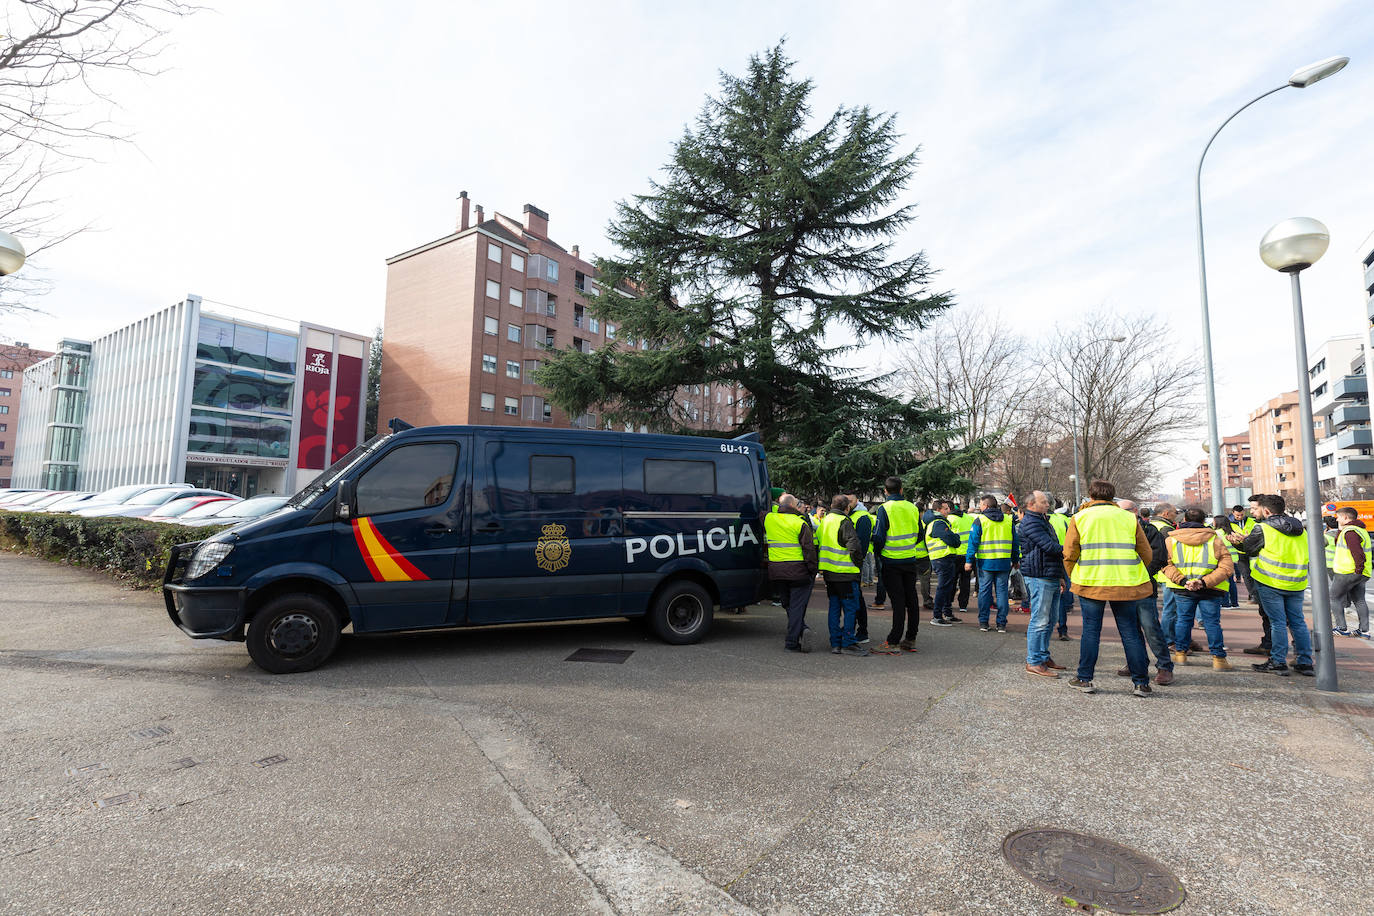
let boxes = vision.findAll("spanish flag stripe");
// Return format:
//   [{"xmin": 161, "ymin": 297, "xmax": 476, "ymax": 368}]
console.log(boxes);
[
  {"xmin": 351, "ymin": 519, "xmax": 385, "ymax": 582},
  {"xmin": 358, "ymin": 517, "xmax": 430, "ymax": 582}
]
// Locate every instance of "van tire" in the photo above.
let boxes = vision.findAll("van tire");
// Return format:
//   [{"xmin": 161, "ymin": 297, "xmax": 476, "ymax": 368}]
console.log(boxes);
[
  {"xmin": 648, "ymin": 580, "xmax": 714, "ymax": 645},
  {"xmin": 246, "ymin": 593, "xmax": 341, "ymax": 674}
]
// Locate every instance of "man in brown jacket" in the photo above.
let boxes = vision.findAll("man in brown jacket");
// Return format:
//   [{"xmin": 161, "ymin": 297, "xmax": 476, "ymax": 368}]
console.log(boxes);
[
  {"xmin": 1160, "ymin": 506, "xmax": 1235, "ymax": 669},
  {"xmin": 765, "ymin": 494, "xmax": 819, "ymax": 652},
  {"xmin": 1062, "ymin": 479, "xmax": 1155, "ymax": 696}
]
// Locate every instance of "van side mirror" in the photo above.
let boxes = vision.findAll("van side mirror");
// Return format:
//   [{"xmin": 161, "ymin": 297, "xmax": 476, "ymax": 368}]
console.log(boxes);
[{"xmin": 337, "ymin": 479, "xmax": 356, "ymax": 520}]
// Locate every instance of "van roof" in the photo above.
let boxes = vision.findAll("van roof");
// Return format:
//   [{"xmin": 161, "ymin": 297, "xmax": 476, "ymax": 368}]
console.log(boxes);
[{"xmin": 391, "ymin": 424, "xmax": 763, "ymax": 453}]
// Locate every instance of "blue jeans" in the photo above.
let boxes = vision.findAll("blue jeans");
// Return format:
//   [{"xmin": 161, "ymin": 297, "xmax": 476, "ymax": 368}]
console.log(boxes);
[
  {"xmin": 1256, "ymin": 583, "xmax": 1313, "ymax": 667},
  {"xmin": 1076, "ymin": 596, "xmax": 1151, "ymax": 685},
  {"xmin": 978, "ymin": 567, "xmax": 1010, "ymax": 627},
  {"xmin": 1140, "ymin": 591, "xmax": 1173, "ymax": 670},
  {"xmin": 932, "ymin": 555, "xmax": 961, "ymax": 617},
  {"xmin": 828, "ymin": 582, "xmax": 861, "ymax": 648},
  {"xmin": 1025, "ymin": 577, "xmax": 1059, "ymax": 665},
  {"xmin": 1159, "ymin": 585, "xmax": 1179, "ymax": 647},
  {"xmin": 1057, "ymin": 579, "xmax": 1074, "ymax": 634},
  {"xmin": 1220, "ymin": 577, "xmax": 1239, "ymax": 607},
  {"xmin": 1171, "ymin": 590, "xmax": 1225, "ymax": 657}
]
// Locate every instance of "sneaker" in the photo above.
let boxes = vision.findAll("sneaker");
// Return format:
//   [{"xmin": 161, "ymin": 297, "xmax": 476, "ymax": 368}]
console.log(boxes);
[
  {"xmin": 930, "ymin": 618, "xmax": 954, "ymax": 627},
  {"xmin": 830, "ymin": 646, "xmax": 842, "ymax": 655},
  {"xmin": 979, "ymin": 624, "xmax": 990, "ymax": 632},
  {"xmin": 1154, "ymin": 669, "xmax": 1174, "ymax": 686},
  {"xmin": 842, "ymin": 645, "xmax": 871, "ymax": 657},
  {"xmin": 857, "ymin": 636, "xmax": 871, "ymax": 645},
  {"xmin": 1133, "ymin": 684, "xmax": 1153, "ymax": 698},
  {"xmin": 1057, "ymin": 631, "xmax": 1070, "ymax": 641},
  {"xmin": 898, "ymin": 639, "xmax": 917, "ymax": 652},
  {"xmin": 1017, "ymin": 605, "xmax": 1031, "ymax": 614},
  {"xmin": 1044, "ymin": 658, "xmax": 1066, "ymax": 671},
  {"xmin": 771, "ymin": 601, "xmax": 782, "ymax": 607},
  {"xmin": 1026, "ymin": 663, "xmax": 1059, "ymax": 678},
  {"xmin": 871, "ymin": 602, "xmax": 886, "ymax": 609},
  {"xmin": 1212, "ymin": 656, "xmax": 1233, "ymax": 671},
  {"xmin": 1357, "ymin": 631, "xmax": 1372, "ymax": 640},
  {"xmin": 1116, "ymin": 667, "xmax": 1132, "ymax": 677},
  {"xmin": 944, "ymin": 613, "xmax": 962, "ymax": 623},
  {"xmin": 798, "ymin": 630, "xmax": 813, "ymax": 653},
  {"xmin": 996, "ymin": 626, "xmax": 1007, "ymax": 634},
  {"xmin": 1242, "ymin": 645, "xmax": 1269, "ymax": 656},
  {"xmin": 1250, "ymin": 660, "xmax": 1290, "ymax": 675},
  {"xmin": 876, "ymin": 641, "xmax": 903, "ymax": 653},
  {"xmin": 1291, "ymin": 663, "xmax": 1316, "ymax": 677},
  {"xmin": 1066, "ymin": 678, "xmax": 1096, "ymax": 694},
  {"xmin": 1333, "ymin": 627, "xmax": 1350, "ymax": 637}
]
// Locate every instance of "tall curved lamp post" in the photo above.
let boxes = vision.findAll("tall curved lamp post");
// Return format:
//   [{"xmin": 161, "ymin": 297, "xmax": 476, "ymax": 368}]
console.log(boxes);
[
  {"xmin": 1196, "ymin": 55, "xmax": 1348, "ymax": 518},
  {"xmin": 0, "ymin": 230, "xmax": 26, "ymax": 276},
  {"xmin": 1040, "ymin": 457, "xmax": 1052, "ymax": 492},
  {"xmin": 1259, "ymin": 216, "xmax": 1337, "ymax": 691},
  {"xmin": 1069, "ymin": 336, "xmax": 1126, "ymax": 507}
]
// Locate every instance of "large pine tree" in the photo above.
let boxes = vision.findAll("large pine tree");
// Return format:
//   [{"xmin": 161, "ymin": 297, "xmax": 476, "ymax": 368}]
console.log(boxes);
[{"xmin": 537, "ymin": 44, "xmax": 988, "ymax": 497}]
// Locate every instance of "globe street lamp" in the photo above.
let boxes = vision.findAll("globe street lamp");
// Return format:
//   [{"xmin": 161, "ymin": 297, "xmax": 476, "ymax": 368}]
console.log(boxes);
[
  {"xmin": 1259, "ymin": 216, "xmax": 1337, "ymax": 691},
  {"xmin": 1069, "ymin": 336, "xmax": 1127, "ymax": 507},
  {"xmin": 1195, "ymin": 55, "xmax": 1349, "ymax": 519},
  {"xmin": 0, "ymin": 230, "xmax": 26, "ymax": 276},
  {"xmin": 1040, "ymin": 457, "xmax": 1052, "ymax": 492}
]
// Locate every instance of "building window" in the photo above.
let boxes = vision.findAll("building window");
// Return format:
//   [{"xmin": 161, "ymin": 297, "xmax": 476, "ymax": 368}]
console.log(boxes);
[
  {"xmin": 589, "ymin": 317, "xmax": 600, "ymax": 333},
  {"xmin": 542, "ymin": 402, "xmax": 553, "ymax": 422},
  {"xmin": 606, "ymin": 324, "xmax": 616, "ymax": 340},
  {"xmin": 484, "ymin": 316, "xmax": 499, "ymax": 336},
  {"xmin": 0, "ymin": 423, "xmax": 6, "ymax": 432},
  {"xmin": 0, "ymin": 369, "xmax": 11, "ymax": 378},
  {"xmin": 0, "ymin": 388, "xmax": 9, "ymax": 397},
  {"xmin": 480, "ymin": 393, "xmax": 495, "ymax": 412},
  {"xmin": 509, "ymin": 288, "xmax": 524, "ymax": 309},
  {"xmin": 508, "ymin": 324, "xmax": 521, "ymax": 343},
  {"xmin": 504, "ymin": 397, "xmax": 519, "ymax": 416},
  {"xmin": 486, "ymin": 279, "xmax": 500, "ymax": 299},
  {"xmin": 488, "ymin": 243, "xmax": 502, "ymax": 262},
  {"xmin": 482, "ymin": 354, "xmax": 497, "ymax": 374},
  {"xmin": 506, "ymin": 360, "xmax": 520, "ymax": 379},
  {"xmin": 524, "ymin": 360, "xmax": 541, "ymax": 376},
  {"xmin": 0, "ymin": 406, "xmax": 8, "ymax": 414},
  {"xmin": 511, "ymin": 252, "xmax": 525, "ymax": 272},
  {"xmin": 545, "ymin": 258, "xmax": 559, "ymax": 282}
]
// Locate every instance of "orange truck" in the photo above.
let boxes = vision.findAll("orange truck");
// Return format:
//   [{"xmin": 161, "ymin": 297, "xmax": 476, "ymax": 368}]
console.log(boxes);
[{"xmin": 1323, "ymin": 500, "xmax": 1374, "ymax": 527}]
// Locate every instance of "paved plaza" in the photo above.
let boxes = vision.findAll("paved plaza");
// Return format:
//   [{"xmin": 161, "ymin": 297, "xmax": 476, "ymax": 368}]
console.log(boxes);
[{"xmin": 3, "ymin": 552, "xmax": 1374, "ymax": 915}]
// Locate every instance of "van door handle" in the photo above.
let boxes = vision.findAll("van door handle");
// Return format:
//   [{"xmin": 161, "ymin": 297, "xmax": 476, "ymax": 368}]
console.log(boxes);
[
  {"xmin": 425, "ymin": 524, "xmax": 453, "ymax": 536},
  {"xmin": 476, "ymin": 521, "xmax": 502, "ymax": 534}
]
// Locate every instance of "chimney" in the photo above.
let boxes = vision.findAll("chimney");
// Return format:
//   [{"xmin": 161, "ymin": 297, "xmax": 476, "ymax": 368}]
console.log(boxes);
[
  {"xmin": 523, "ymin": 203, "xmax": 549, "ymax": 237},
  {"xmin": 458, "ymin": 191, "xmax": 470, "ymax": 231},
  {"xmin": 474, "ymin": 204, "xmax": 484, "ymax": 225},
  {"xmin": 571, "ymin": 245, "xmax": 580, "ymax": 259}
]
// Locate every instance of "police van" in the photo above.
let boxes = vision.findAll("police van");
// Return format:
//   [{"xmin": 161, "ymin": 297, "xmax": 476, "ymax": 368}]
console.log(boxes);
[{"xmin": 164, "ymin": 423, "xmax": 770, "ymax": 673}]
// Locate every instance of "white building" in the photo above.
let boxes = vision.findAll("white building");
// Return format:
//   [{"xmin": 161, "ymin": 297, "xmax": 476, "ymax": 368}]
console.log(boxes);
[
  {"xmin": 12, "ymin": 295, "xmax": 370, "ymax": 496},
  {"xmin": 1310, "ymin": 334, "xmax": 1370, "ymax": 499}
]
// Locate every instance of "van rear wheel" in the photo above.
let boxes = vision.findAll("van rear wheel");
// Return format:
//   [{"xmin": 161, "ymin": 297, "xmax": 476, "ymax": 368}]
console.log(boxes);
[
  {"xmin": 648, "ymin": 580, "xmax": 714, "ymax": 645},
  {"xmin": 246, "ymin": 593, "xmax": 341, "ymax": 674}
]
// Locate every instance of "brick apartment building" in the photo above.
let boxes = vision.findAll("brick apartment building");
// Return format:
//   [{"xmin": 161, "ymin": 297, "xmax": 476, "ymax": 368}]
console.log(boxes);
[
  {"xmin": 0, "ymin": 341, "xmax": 54, "ymax": 487},
  {"xmin": 381, "ymin": 194, "xmax": 744, "ymax": 432},
  {"xmin": 1248, "ymin": 390, "xmax": 1304, "ymax": 506},
  {"xmin": 1182, "ymin": 432, "xmax": 1252, "ymax": 506}
]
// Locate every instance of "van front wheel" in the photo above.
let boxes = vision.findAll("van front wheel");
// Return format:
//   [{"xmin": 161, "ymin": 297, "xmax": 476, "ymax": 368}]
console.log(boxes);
[
  {"xmin": 246, "ymin": 593, "xmax": 341, "ymax": 674},
  {"xmin": 648, "ymin": 580, "xmax": 714, "ymax": 645}
]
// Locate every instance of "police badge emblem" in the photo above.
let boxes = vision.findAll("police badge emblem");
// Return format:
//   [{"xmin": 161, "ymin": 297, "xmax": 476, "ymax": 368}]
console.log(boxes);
[{"xmin": 535, "ymin": 522, "xmax": 571, "ymax": 572}]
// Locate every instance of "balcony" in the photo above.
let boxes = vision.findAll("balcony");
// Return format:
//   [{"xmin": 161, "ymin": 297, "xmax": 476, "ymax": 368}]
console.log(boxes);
[
  {"xmin": 1337, "ymin": 427, "xmax": 1373, "ymax": 449},
  {"xmin": 1339, "ymin": 456, "xmax": 1374, "ymax": 476},
  {"xmin": 1333, "ymin": 403, "xmax": 1371, "ymax": 429},
  {"xmin": 1333, "ymin": 374, "xmax": 1368, "ymax": 401}
]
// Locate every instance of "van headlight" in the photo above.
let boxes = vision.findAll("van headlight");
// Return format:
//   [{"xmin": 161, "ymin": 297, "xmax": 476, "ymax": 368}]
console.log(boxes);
[{"xmin": 186, "ymin": 541, "xmax": 233, "ymax": 579}]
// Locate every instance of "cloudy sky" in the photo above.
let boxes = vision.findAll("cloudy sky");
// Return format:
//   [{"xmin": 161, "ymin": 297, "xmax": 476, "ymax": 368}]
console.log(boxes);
[{"xmin": 8, "ymin": 0, "xmax": 1374, "ymax": 491}]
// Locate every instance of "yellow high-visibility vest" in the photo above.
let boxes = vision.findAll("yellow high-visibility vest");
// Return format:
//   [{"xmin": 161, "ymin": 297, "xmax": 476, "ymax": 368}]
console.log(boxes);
[
  {"xmin": 880, "ymin": 500, "xmax": 922, "ymax": 561},
  {"xmin": 1070, "ymin": 503, "xmax": 1148, "ymax": 589},
  {"xmin": 1332, "ymin": 525, "xmax": 1372, "ymax": 577},
  {"xmin": 816, "ymin": 514, "xmax": 860, "ymax": 575},
  {"xmin": 924, "ymin": 518, "xmax": 953, "ymax": 560},
  {"xmin": 1168, "ymin": 536, "xmax": 1229, "ymax": 593},
  {"xmin": 764, "ymin": 512, "xmax": 805, "ymax": 564},
  {"xmin": 974, "ymin": 514, "xmax": 1013, "ymax": 562},
  {"xmin": 1149, "ymin": 519, "xmax": 1175, "ymax": 584},
  {"xmin": 1251, "ymin": 522, "xmax": 1309, "ymax": 592},
  {"xmin": 1048, "ymin": 513, "xmax": 1069, "ymax": 544}
]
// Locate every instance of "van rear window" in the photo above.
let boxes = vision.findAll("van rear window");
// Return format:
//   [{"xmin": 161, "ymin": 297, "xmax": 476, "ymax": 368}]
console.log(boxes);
[{"xmin": 644, "ymin": 459, "xmax": 716, "ymax": 495}]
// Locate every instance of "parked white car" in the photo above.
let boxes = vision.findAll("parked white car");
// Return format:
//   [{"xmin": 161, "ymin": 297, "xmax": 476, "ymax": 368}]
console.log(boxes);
[
  {"xmin": 74, "ymin": 487, "xmax": 229, "ymax": 519},
  {"xmin": 176, "ymin": 495, "xmax": 289, "ymax": 528}
]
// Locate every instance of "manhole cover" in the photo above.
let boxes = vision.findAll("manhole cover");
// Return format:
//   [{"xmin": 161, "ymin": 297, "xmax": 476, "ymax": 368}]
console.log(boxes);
[
  {"xmin": 565, "ymin": 648, "xmax": 633, "ymax": 664},
  {"xmin": 1002, "ymin": 827, "xmax": 1185, "ymax": 914}
]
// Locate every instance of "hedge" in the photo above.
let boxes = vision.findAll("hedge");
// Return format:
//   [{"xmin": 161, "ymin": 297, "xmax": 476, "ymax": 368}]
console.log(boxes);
[{"xmin": 0, "ymin": 511, "xmax": 229, "ymax": 589}]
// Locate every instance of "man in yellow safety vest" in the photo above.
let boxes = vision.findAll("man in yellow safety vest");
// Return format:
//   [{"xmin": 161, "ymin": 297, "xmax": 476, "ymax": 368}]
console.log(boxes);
[
  {"xmin": 763, "ymin": 493, "xmax": 819, "ymax": 653},
  {"xmin": 965, "ymin": 494, "xmax": 1018, "ymax": 633},
  {"xmin": 924, "ymin": 500, "xmax": 963, "ymax": 626},
  {"xmin": 1161, "ymin": 506, "xmax": 1235, "ymax": 670},
  {"xmin": 948, "ymin": 505, "xmax": 976, "ymax": 612},
  {"xmin": 1328, "ymin": 505, "xmax": 1371, "ymax": 638},
  {"xmin": 1234, "ymin": 493, "xmax": 1314, "ymax": 676},
  {"xmin": 816, "ymin": 494, "xmax": 871, "ymax": 656},
  {"xmin": 872, "ymin": 476, "xmax": 923, "ymax": 652},
  {"xmin": 1062, "ymin": 479, "xmax": 1154, "ymax": 696}
]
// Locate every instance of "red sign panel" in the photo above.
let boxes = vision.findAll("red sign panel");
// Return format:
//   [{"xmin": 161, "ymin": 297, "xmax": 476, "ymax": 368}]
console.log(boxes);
[
  {"xmin": 332, "ymin": 353, "xmax": 363, "ymax": 462},
  {"xmin": 297, "ymin": 347, "xmax": 334, "ymax": 469}
]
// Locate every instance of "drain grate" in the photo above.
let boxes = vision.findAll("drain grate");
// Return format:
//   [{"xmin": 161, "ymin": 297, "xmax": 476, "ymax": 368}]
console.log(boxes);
[
  {"xmin": 565, "ymin": 648, "xmax": 634, "ymax": 664},
  {"xmin": 95, "ymin": 793, "xmax": 136, "ymax": 808},
  {"xmin": 1002, "ymin": 827, "xmax": 1185, "ymax": 914},
  {"xmin": 64, "ymin": 763, "xmax": 106, "ymax": 776},
  {"xmin": 252, "ymin": 754, "xmax": 288, "ymax": 768},
  {"xmin": 130, "ymin": 725, "xmax": 172, "ymax": 740}
]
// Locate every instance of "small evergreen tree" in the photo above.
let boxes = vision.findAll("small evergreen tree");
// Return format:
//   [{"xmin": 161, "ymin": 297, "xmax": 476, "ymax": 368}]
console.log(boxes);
[
  {"xmin": 364, "ymin": 327, "xmax": 382, "ymax": 439},
  {"xmin": 537, "ymin": 44, "xmax": 987, "ymax": 496}
]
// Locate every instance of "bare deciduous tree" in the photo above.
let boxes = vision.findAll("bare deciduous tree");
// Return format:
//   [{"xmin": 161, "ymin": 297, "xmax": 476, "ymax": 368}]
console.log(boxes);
[{"xmin": 1, "ymin": 0, "xmax": 196, "ymax": 314}]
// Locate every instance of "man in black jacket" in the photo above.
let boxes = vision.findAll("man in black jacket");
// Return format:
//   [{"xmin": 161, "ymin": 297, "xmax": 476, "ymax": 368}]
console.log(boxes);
[
  {"xmin": 1019, "ymin": 491, "xmax": 1067, "ymax": 678},
  {"xmin": 765, "ymin": 494, "xmax": 818, "ymax": 653},
  {"xmin": 926, "ymin": 500, "xmax": 963, "ymax": 626},
  {"xmin": 1118, "ymin": 499, "xmax": 1175, "ymax": 685}
]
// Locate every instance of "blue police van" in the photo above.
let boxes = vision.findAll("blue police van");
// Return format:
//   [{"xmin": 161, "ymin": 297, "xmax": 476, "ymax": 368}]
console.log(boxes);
[{"xmin": 164, "ymin": 423, "xmax": 770, "ymax": 673}]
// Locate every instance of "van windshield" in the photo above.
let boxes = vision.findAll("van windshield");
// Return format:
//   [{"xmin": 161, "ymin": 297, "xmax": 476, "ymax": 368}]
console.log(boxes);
[{"xmin": 286, "ymin": 434, "xmax": 391, "ymax": 509}]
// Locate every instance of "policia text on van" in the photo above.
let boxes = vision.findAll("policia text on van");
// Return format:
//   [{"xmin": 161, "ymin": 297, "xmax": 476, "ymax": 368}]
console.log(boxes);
[{"xmin": 164, "ymin": 424, "xmax": 770, "ymax": 672}]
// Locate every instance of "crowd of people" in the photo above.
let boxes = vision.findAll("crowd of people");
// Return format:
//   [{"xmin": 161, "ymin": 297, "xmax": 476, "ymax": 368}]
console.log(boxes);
[{"xmin": 761, "ymin": 477, "xmax": 1370, "ymax": 696}]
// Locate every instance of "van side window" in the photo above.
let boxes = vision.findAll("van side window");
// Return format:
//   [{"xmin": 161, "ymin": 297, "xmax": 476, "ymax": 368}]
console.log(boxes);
[
  {"xmin": 644, "ymin": 459, "xmax": 716, "ymax": 495},
  {"xmin": 530, "ymin": 455, "xmax": 574, "ymax": 493},
  {"xmin": 356, "ymin": 443, "xmax": 458, "ymax": 517}
]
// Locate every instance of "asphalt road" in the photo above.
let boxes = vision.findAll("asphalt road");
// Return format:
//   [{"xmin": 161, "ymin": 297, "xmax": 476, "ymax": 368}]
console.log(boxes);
[{"xmin": 3, "ymin": 552, "xmax": 1374, "ymax": 915}]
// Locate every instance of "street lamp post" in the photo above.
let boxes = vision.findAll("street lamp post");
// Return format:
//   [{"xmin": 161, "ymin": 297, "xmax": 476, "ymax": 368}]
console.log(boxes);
[
  {"xmin": 0, "ymin": 230, "xmax": 26, "ymax": 277},
  {"xmin": 1040, "ymin": 457, "xmax": 1052, "ymax": 492},
  {"xmin": 1259, "ymin": 216, "xmax": 1337, "ymax": 692},
  {"xmin": 1069, "ymin": 336, "xmax": 1126, "ymax": 507},
  {"xmin": 1195, "ymin": 55, "xmax": 1349, "ymax": 519}
]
